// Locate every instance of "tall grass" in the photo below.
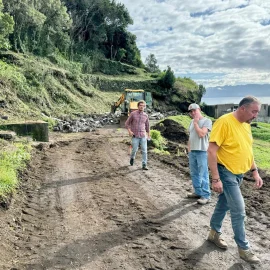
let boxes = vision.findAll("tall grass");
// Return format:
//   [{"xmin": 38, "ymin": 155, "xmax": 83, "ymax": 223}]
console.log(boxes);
[
  {"xmin": 252, "ymin": 123, "xmax": 270, "ymax": 142},
  {"xmin": 0, "ymin": 53, "xmax": 130, "ymax": 120},
  {"xmin": 167, "ymin": 114, "xmax": 191, "ymax": 129},
  {"xmin": 253, "ymin": 140, "xmax": 270, "ymax": 171},
  {"xmin": 150, "ymin": 130, "xmax": 169, "ymax": 155},
  {"xmin": 252, "ymin": 123, "xmax": 270, "ymax": 171},
  {"xmin": 0, "ymin": 142, "xmax": 31, "ymax": 197}
]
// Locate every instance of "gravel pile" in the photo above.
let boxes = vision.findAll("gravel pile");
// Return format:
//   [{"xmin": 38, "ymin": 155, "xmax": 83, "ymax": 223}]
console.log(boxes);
[{"xmin": 53, "ymin": 110, "xmax": 180, "ymax": 133}]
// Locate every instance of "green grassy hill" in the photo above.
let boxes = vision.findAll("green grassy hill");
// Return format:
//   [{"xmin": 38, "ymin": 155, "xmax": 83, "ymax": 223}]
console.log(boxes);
[
  {"xmin": 0, "ymin": 51, "xmax": 202, "ymax": 124},
  {"xmin": 0, "ymin": 52, "xmax": 137, "ymax": 122}
]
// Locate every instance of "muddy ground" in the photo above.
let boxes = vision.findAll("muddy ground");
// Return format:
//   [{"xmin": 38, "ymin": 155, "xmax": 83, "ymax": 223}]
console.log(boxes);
[{"xmin": 0, "ymin": 127, "xmax": 270, "ymax": 270}]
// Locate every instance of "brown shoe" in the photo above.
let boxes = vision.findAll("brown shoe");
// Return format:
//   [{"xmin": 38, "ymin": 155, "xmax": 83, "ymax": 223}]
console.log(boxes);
[
  {"xmin": 238, "ymin": 248, "xmax": 260, "ymax": 264},
  {"xmin": 187, "ymin": 192, "xmax": 200, "ymax": 199},
  {"xmin": 207, "ymin": 229, "xmax": 228, "ymax": 249}
]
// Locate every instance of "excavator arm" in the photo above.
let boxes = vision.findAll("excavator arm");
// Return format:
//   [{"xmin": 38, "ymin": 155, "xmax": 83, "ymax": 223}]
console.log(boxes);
[{"xmin": 111, "ymin": 93, "xmax": 125, "ymax": 113}]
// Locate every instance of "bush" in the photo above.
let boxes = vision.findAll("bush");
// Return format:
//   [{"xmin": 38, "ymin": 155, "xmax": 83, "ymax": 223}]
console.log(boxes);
[
  {"xmin": 93, "ymin": 58, "xmax": 137, "ymax": 75},
  {"xmin": 153, "ymin": 148, "xmax": 170, "ymax": 155},
  {"xmin": 171, "ymin": 94, "xmax": 181, "ymax": 104},
  {"xmin": 41, "ymin": 116, "xmax": 57, "ymax": 130},
  {"xmin": 150, "ymin": 129, "xmax": 167, "ymax": 150},
  {"xmin": 158, "ymin": 66, "xmax": 175, "ymax": 89}
]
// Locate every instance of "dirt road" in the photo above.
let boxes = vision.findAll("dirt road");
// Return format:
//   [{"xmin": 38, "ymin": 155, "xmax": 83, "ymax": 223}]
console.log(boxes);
[{"xmin": 0, "ymin": 128, "xmax": 269, "ymax": 270}]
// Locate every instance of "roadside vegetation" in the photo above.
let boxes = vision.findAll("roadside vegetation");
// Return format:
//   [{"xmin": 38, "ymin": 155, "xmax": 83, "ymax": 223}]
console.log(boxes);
[
  {"xmin": 252, "ymin": 122, "xmax": 270, "ymax": 172},
  {"xmin": 252, "ymin": 122, "xmax": 270, "ymax": 142},
  {"xmin": 167, "ymin": 114, "xmax": 191, "ymax": 129},
  {"xmin": 150, "ymin": 129, "xmax": 169, "ymax": 155},
  {"xmin": 0, "ymin": 139, "xmax": 31, "ymax": 200}
]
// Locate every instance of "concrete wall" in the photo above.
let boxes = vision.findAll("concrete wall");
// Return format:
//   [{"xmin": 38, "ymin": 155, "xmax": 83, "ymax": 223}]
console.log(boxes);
[
  {"xmin": 257, "ymin": 104, "xmax": 270, "ymax": 122},
  {"xmin": 204, "ymin": 103, "xmax": 236, "ymax": 118}
]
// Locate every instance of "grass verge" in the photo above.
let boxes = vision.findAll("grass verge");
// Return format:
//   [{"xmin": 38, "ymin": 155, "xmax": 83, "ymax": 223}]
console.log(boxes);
[
  {"xmin": 0, "ymin": 140, "xmax": 31, "ymax": 199},
  {"xmin": 150, "ymin": 129, "xmax": 169, "ymax": 155}
]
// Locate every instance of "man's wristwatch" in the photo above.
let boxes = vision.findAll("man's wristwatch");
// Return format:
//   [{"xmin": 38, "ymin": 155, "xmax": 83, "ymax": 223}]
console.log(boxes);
[
  {"xmin": 250, "ymin": 168, "xmax": 258, "ymax": 172},
  {"xmin": 212, "ymin": 178, "xmax": 220, "ymax": 183}
]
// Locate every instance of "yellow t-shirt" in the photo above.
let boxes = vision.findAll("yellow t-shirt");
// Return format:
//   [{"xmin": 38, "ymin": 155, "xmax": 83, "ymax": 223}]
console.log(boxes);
[{"xmin": 209, "ymin": 112, "xmax": 253, "ymax": 174}]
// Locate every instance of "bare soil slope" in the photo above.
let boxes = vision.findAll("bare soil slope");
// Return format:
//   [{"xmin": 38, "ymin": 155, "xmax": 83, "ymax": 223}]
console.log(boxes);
[{"xmin": 0, "ymin": 128, "xmax": 269, "ymax": 270}]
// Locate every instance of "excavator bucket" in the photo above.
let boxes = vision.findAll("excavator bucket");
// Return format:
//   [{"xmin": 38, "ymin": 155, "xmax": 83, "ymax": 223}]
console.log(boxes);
[{"xmin": 120, "ymin": 115, "xmax": 128, "ymax": 128}]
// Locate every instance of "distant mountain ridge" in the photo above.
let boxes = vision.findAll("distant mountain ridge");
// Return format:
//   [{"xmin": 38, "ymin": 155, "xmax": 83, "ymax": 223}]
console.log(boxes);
[{"xmin": 204, "ymin": 84, "xmax": 270, "ymax": 98}]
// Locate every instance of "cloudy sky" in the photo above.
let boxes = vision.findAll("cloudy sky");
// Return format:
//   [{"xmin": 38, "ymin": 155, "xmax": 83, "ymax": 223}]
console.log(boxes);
[{"xmin": 117, "ymin": 0, "xmax": 270, "ymax": 87}]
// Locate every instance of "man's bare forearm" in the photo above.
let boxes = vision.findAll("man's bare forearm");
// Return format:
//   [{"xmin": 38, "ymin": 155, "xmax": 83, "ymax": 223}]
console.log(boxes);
[{"xmin": 208, "ymin": 142, "xmax": 220, "ymax": 179}]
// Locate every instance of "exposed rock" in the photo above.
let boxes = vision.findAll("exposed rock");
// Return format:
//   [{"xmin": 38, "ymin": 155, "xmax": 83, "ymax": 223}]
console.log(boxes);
[
  {"xmin": 53, "ymin": 112, "xmax": 119, "ymax": 133},
  {"xmin": 53, "ymin": 110, "xmax": 180, "ymax": 133},
  {"xmin": 0, "ymin": 100, "xmax": 7, "ymax": 108},
  {"xmin": 149, "ymin": 112, "xmax": 164, "ymax": 120},
  {"xmin": 0, "ymin": 131, "xmax": 16, "ymax": 141}
]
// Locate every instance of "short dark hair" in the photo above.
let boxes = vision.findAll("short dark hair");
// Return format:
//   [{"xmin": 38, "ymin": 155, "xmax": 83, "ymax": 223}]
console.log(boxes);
[
  {"xmin": 239, "ymin": 96, "xmax": 261, "ymax": 107},
  {"xmin": 137, "ymin": 100, "xmax": 146, "ymax": 107}
]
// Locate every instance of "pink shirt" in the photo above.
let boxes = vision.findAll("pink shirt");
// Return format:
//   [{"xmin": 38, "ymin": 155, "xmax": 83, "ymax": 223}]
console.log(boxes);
[{"xmin": 125, "ymin": 110, "xmax": 150, "ymax": 138}]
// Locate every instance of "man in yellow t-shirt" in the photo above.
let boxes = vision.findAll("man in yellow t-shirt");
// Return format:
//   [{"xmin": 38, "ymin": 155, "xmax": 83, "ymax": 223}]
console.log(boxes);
[{"xmin": 207, "ymin": 96, "xmax": 263, "ymax": 264}]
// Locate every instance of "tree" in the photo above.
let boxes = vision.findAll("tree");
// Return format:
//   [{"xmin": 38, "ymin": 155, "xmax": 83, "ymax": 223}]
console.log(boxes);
[
  {"xmin": 64, "ymin": 0, "xmax": 142, "ymax": 66},
  {"xmin": 1, "ymin": 0, "xmax": 144, "ymax": 66},
  {"xmin": 36, "ymin": 0, "xmax": 72, "ymax": 56},
  {"xmin": 159, "ymin": 66, "xmax": 176, "ymax": 89},
  {"xmin": 198, "ymin": 84, "xmax": 206, "ymax": 96},
  {"xmin": 3, "ymin": 0, "xmax": 47, "ymax": 52},
  {"xmin": 0, "ymin": 0, "xmax": 14, "ymax": 49},
  {"xmin": 2, "ymin": 0, "xmax": 71, "ymax": 55},
  {"xmin": 145, "ymin": 53, "xmax": 160, "ymax": 73},
  {"xmin": 65, "ymin": 0, "xmax": 110, "ymax": 54},
  {"xmin": 120, "ymin": 31, "xmax": 143, "ymax": 67},
  {"xmin": 104, "ymin": 0, "xmax": 133, "ymax": 61}
]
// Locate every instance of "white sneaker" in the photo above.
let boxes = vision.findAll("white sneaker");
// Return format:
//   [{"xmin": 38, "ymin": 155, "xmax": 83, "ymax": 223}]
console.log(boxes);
[{"xmin": 197, "ymin": 197, "xmax": 210, "ymax": 205}]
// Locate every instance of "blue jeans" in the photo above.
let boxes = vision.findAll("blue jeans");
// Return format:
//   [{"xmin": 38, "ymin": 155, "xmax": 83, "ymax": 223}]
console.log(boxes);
[
  {"xmin": 210, "ymin": 164, "xmax": 249, "ymax": 250},
  {"xmin": 189, "ymin": 151, "xmax": 211, "ymax": 199},
  {"xmin": 131, "ymin": 137, "xmax": 147, "ymax": 165}
]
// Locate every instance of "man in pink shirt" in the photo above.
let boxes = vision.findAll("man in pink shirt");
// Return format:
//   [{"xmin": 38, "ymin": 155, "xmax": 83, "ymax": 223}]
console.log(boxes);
[{"xmin": 125, "ymin": 100, "xmax": 151, "ymax": 170}]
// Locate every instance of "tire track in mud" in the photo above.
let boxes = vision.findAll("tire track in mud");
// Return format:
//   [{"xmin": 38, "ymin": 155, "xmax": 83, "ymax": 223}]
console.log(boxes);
[{"xmin": 2, "ymin": 130, "xmax": 270, "ymax": 270}]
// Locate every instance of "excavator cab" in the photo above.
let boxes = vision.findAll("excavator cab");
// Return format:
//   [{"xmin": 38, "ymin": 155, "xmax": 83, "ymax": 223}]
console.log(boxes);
[
  {"xmin": 111, "ymin": 89, "xmax": 152, "ymax": 127},
  {"xmin": 124, "ymin": 90, "xmax": 144, "ymax": 113}
]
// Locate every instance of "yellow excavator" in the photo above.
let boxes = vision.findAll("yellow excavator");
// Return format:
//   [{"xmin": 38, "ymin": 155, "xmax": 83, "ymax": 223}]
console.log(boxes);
[{"xmin": 111, "ymin": 88, "xmax": 153, "ymax": 127}]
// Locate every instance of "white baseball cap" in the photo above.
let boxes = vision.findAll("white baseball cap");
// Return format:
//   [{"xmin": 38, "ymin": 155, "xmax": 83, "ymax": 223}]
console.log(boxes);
[{"xmin": 188, "ymin": 103, "xmax": 200, "ymax": 111}]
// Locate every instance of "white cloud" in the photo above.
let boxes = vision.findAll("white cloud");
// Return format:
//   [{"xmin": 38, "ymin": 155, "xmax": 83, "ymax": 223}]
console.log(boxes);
[{"xmin": 117, "ymin": 0, "xmax": 270, "ymax": 87}]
